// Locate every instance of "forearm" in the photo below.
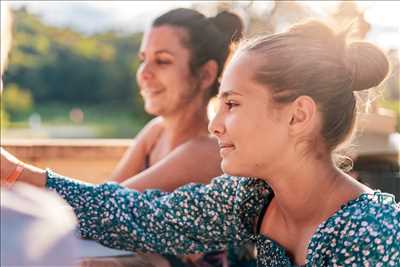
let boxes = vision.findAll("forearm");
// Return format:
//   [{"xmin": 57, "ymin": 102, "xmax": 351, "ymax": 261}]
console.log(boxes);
[
  {"xmin": 47, "ymin": 171, "xmax": 246, "ymax": 254},
  {"xmin": 109, "ymin": 141, "xmax": 146, "ymax": 183},
  {"xmin": 0, "ymin": 148, "xmax": 47, "ymax": 188},
  {"xmin": 109, "ymin": 160, "xmax": 143, "ymax": 183},
  {"xmin": 17, "ymin": 162, "xmax": 47, "ymax": 188},
  {"xmin": 121, "ymin": 140, "xmax": 222, "ymax": 192}
]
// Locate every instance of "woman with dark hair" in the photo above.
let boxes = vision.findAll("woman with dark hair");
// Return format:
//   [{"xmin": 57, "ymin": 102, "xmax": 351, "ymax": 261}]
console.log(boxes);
[
  {"xmin": 110, "ymin": 8, "xmax": 243, "ymax": 194},
  {"xmin": 107, "ymin": 8, "xmax": 244, "ymax": 266},
  {"xmin": 2, "ymin": 20, "xmax": 399, "ymax": 266}
]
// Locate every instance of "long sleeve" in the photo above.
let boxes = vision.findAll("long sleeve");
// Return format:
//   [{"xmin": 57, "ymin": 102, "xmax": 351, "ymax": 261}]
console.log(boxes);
[{"xmin": 45, "ymin": 170, "xmax": 270, "ymax": 255}]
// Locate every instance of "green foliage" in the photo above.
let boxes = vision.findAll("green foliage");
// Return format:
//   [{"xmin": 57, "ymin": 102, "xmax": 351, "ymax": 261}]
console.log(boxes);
[
  {"xmin": 0, "ymin": 106, "xmax": 10, "ymax": 129},
  {"xmin": 1, "ymin": 83, "xmax": 33, "ymax": 120},
  {"xmin": 4, "ymin": 102, "xmax": 150, "ymax": 138},
  {"xmin": 4, "ymin": 8, "xmax": 145, "ymax": 119}
]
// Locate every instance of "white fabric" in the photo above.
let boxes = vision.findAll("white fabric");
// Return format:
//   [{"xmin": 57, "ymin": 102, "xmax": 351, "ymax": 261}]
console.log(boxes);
[{"xmin": 1, "ymin": 183, "xmax": 78, "ymax": 266}]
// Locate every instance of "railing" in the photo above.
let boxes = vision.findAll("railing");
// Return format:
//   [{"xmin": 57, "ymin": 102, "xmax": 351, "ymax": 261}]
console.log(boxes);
[
  {"xmin": 2, "ymin": 139, "xmax": 131, "ymax": 184},
  {"xmin": 1, "ymin": 111, "xmax": 399, "ymax": 197}
]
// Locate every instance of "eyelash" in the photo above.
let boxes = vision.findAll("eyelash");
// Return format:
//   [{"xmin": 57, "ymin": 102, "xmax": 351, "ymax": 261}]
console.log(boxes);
[
  {"xmin": 155, "ymin": 59, "xmax": 171, "ymax": 65},
  {"xmin": 138, "ymin": 58, "xmax": 171, "ymax": 66},
  {"xmin": 225, "ymin": 100, "xmax": 238, "ymax": 110}
]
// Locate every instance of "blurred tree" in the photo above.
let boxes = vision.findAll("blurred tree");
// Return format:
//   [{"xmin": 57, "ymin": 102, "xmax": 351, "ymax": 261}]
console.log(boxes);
[
  {"xmin": 4, "ymin": 8, "xmax": 145, "ymax": 118},
  {"xmin": 1, "ymin": 83, "xmax": 33, "ymax": 120},
  {"xmin": 0, "ymin": 106, "xmax": 10, "ymax": 128}
]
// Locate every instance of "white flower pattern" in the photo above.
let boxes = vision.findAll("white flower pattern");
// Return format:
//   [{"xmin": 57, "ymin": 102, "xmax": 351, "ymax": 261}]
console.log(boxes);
[{"xmin": 46, "ymin": 170, "xmax": 399, "ymax": 267}]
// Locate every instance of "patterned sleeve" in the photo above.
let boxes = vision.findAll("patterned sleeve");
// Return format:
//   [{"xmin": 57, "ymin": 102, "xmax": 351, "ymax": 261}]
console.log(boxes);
[{"xmin": 45, "ymin": 170, "xmax": 267, "ymax": 255}]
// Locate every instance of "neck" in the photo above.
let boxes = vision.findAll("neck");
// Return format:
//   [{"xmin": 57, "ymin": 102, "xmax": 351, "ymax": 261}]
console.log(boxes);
[
  {"xmin": 262, "ymin": 153, "xmax": 366, "ymax": 226},
  {"xmin": 161, "ymin": 100, "xmax": 209, "ymax": 148}
]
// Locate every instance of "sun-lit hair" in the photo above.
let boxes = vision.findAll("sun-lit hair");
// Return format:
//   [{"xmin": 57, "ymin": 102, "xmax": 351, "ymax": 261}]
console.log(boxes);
[
  {"xmin": 238, "ymin": 20, "xmax": 389, "ymax": 152},
  {"xmin": 1, "ymin": 1, "xmax": 12, "ymax": 75}
]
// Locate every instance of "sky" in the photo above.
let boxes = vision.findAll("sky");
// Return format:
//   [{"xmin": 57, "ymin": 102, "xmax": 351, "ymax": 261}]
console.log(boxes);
[
  {"xmin": 8, "ymin": 1, "xmax": 400, "ymax": 50},
  {"xmin": 9, "ymin": 1, "xmax": 193, "ymax": 33}
]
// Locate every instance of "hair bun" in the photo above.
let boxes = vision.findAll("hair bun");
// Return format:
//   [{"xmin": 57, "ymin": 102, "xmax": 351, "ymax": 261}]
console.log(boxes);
[
  {"xmin": 345, "ymin": 42, "xmax": 389, "ymax": 91},
  {"xmin": 209, "ymin": 11, "xmax": 243, "ymax": 42},
  {"xmin": 289, "ymin": 20, "xmax": 389, "ymax": 92}
]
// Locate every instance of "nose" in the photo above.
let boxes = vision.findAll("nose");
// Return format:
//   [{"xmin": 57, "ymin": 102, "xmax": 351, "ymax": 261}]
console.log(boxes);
[
  {"xmin": 137, "ymin": 61, "xmax": 154, "ymax": 82},
  {"xmin": 208, "ymin": 108, "xmax": 225, "ymax": 137}
]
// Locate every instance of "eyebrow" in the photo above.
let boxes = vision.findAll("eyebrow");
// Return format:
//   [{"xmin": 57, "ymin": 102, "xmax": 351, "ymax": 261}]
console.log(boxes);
[
  {"xmin": 138, "ymin": 49, "xmax": 175, "ymax": 58},
  {"xmin": 218, "ymin": 90, "xmax": 243, "ymax": 99}
]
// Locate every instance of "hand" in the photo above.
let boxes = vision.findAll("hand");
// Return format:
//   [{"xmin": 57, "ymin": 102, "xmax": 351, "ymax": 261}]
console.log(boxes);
[{"xmin": 0, "ymin": 147, "xmax": 21, "ymax": 184}]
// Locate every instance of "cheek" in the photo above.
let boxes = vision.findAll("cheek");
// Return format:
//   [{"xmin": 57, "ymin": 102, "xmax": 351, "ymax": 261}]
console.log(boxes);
[
  {"xmin": 172, "ymin": 73, "xmax": 199, "ymax": 99},
  {"xmin": 230, "ymin": 116, "xmax": 272, "ymax": 156},
  {"xmin": 221, "ymin": 116, "xmax": 236, "ymax": 142},
  {"xmin": 226, "ymin": 112, "xmax": 258, "ymax": 142},
  {"xmin": 219, "ymin": 115, "xmax": 260, "ymax": 176}
]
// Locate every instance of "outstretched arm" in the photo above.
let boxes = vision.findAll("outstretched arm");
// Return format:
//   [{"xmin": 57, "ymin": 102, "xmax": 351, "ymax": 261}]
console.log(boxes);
[
  {"xmin": 1, "ymin": 147, "xmax": 269, "ymax": 254},
  {"xmin": 46, "ymin": 171, "xmax": 254, "ymax": 254}
]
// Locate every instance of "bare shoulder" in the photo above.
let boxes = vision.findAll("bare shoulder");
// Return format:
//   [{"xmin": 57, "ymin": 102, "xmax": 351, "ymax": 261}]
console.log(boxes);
[
  {"xmin": 175, "ymin": 135, "xmax": 220, "ymax": 167},
  {"xmin": 136, "ymin": 117, "xmax": 164, "ymax": 149},
  {"xmin": 181, "ymin": 135, "xmax": 219, "ymax": 153},
  {"xmin": 170, "ymin": 135, "xmax": 221, "ymax": 183},
  {"xmin": 140, "ymin": 117, "xmax": 164, "ymax": 135}
]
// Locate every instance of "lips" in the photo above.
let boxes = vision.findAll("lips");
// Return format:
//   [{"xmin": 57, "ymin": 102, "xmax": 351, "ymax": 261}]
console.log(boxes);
[
  {"xmin": 141, "ymin": 88, "xmax": 164, "ymax": 98},
  {"xmin": 218, "ymin": 142, "xmax": 235, "ymax": 157}
]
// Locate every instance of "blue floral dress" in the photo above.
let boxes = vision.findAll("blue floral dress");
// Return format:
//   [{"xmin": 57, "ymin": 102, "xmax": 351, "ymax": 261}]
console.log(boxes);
[{"xmin": 46, "ymin": 170, "xmax": 400, "ymax": 266}]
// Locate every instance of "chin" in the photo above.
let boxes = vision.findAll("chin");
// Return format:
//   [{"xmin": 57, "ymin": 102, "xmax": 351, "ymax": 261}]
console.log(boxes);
[
  {"xmin": 144, "ymin": 104, "xmax": 162, "ymax": 116},
  {"xmin": 221, "ymin": 160, "xmax": 254, "ymax": 177},
  {"xmin": 221, "ymin": 160, "xmax": 240, "ymax": 176}
]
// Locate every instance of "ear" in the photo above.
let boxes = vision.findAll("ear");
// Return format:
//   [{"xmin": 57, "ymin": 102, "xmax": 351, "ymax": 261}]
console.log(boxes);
[
  {"xmin": 199, "ymin": 60, "xmax": 218, "ymax": 91},
  {"xmin": 288, "ymin": 96, "xmax": 318, "ymax": 136}
]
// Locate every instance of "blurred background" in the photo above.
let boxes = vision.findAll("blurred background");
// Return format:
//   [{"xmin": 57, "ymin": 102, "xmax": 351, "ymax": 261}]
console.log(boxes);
[
  {"xmin": 1, "ymin": 0, "xmax": 398, "ymax": 139},
  {"xmin": 1, "ymin": 1, "xmax": 399, "ymax": 194}
]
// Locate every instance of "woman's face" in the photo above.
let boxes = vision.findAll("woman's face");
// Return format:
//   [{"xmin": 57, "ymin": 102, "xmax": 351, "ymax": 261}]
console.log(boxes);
[
  {"xmin": 137, "ymin": 25, "xmax": 201, "ymax": 116},
  {"xmin": 209, "ymin": 52, "xmax": 291, "ymax": 178}
]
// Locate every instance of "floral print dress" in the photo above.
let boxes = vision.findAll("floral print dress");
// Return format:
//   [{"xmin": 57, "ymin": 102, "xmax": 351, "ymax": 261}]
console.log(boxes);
[{"xmin": 46, "ymin": 170, "xmax": 399, "ymax": 266}]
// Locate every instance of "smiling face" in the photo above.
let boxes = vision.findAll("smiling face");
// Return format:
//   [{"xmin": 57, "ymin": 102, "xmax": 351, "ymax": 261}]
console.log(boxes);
[
  {"xmin": 137, "ymin": 25, "xmax": 202, "ymax": 116},
  {"xmin": 209, "ymin": 52, "xmax": 291, "ymax": 178}
]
